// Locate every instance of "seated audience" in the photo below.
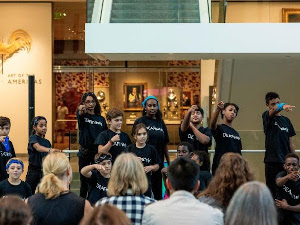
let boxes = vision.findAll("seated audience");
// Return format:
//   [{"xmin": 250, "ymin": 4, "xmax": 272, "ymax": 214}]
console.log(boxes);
[
  {"xmin": 96, "ymin": 153, "xmax": 155, "ymax": 225},
  {"xmin": 142, "ymin": 157, "xmax": 223, "ymax": 225},
  {"xmin": 0, "ymin": 195, "xmax": 32, "ymax": 225},
  {"xmin": 26, "ymin": 152, "xmax": 93, "ymax": 225},
  {"xmin": 198, "ymin": 153, "xmax": 254, "ymax": 211},
  {"xmin": 225, "ymin": 181, "xmax": 277, "ymax": 225},
  {"xmin": 79, "ymin": 204, "xmax": 131, "ymax": 225},
  {"xmin": 275, "ymin": 153, "xmax": 300, "ymax": 225}
]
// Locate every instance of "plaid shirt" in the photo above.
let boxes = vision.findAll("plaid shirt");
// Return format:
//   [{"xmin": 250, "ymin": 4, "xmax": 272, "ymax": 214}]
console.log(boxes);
[{"xmin": 95, "ymin": 189, "xmax": 155, "ymax": 225}]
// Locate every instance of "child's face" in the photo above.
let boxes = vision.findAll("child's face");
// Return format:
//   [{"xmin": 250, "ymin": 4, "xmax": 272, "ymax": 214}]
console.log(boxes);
[
  {"xmin": 266, "ymin": 98, "xmax": 280, "ymax": 111},
  {"xmin": 34, "ymin": 120, "xmax": 47, "ymax": 136},
  {"xmin": 177, "ymin": 146, "xmax": 190, "ymax": 158},
  {"xmin": 284, "ymin": 157, "xmax": 299, "ymax": 174},
  {"xmin": 109, "ymin": 116, "xmax": 123, "ymax": 131},
  {"xmin": 222, "ymin": 105, "xmax": 237, "ymax": 122},
  {"xmin": 84, "ymin": 96, "xmax": 96, "ymax": 112},
  {"xmin": 145, "ymin": 99, "xmax": 158, "ymax": 116},
  {"xmin": 134, "ymin": 127, "xmax": 147, "ymax": 145},
  {"xmin": 99, "ymin": 160, "xmax": 112, "ymax": 176},
  {"xmin": 0, "ymin": 124, "xmax": 10, "ymax": 136},
  {"xmin": 7, "ymin": 163, "xmax": 23, "ymax": 179},
  {"xmin": 190, "ymin": 111, "xmax": 202, "ymax": 124}
]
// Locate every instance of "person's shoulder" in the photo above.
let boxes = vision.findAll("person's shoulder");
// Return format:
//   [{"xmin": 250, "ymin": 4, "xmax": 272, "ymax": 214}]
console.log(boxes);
[
  {"xmin": 95, "ymin": 196, "xmax": 112, "ymax": 206},
  {"xmin": 262, "ymin": 110, "xmax": 269, "ymax": 118},
  {"xmin": 276, "ymin": 170, "xmax": 287, "ymax": 178},
  {"xmin": 0, "ymin": 179, "xmax": 8, "ymax": 186}
]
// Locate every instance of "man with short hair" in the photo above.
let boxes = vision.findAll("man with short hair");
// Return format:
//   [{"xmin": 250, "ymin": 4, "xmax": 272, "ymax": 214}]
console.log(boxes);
[{"xmin": 142, "ymin": 157, "xmax": 223, "ymax": 225}]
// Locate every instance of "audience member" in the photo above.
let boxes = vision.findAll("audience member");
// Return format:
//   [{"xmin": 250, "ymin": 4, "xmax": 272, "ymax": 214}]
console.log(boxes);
[
  {"xmin": 142, "ymin": 157, "xmax": 223, "ymax": 225},
  {"xmin": 0, "ymin": 158, "xmax": 32, "ymax": 199},
  {"xmin": 96, "ymin": 153, "xmax": 155, "ymax": 225},
  {"xmin": 26, "ymin": 152, "xmax": 93, "ymax": 225},
  {"xmin": 275, "ymin": 153, "xmax": 300, "ymax": 225},
  {"xmin": 225, "ymin": 181, "xmax": 277, "ymax": 225},
  {"xmin": 0, "ymin": 195, "xmax": 32, "ymax": 225},
  {"xmin": 79, "ymin": 204, "xmax": 131, "ymax": 225},
  {"xmin": 198, "ymin": 153, "xmax": 254, "ymax": 211}
]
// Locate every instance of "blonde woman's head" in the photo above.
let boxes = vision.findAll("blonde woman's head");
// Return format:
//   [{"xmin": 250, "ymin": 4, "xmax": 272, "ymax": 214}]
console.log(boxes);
[
  {"xmin": 39, "ymin": 152, "xmax": 72, "ymax": 199},
  {"xmin": 108, "ymin": 153, "xmax": 148, "ymax": 196}
]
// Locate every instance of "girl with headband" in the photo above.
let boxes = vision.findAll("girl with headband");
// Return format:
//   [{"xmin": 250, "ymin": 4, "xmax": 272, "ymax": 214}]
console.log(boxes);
[
  {"xmin": 25, "ymin": 116, "xmax": 61, "ymax": 193},
  {"xmin": 133, "ymin": 95, "xmax": 170, "ymax": 200}
]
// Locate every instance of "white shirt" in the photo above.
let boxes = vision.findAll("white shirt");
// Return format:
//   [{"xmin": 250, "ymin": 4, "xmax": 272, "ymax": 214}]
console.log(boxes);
[{"xmin": 142, "ymin": 190, "xmax": 224, "ymax": 225}]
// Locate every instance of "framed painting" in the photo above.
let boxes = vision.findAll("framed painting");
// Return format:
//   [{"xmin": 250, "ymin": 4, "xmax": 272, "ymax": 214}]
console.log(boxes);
[
  {"xmin": 124, "ymin": 83, "xmax": 147, "ymax": 111},
  {"xmin": 182, "ymin": 91, "xmax": 192, "ymax": 109},
  {"xmin": 282, "ymin": 8, "xmax": 300, "ymax": 23}
]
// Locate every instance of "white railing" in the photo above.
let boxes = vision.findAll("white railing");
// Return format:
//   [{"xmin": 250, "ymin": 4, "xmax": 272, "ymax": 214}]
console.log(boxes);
[
  {"xmin": 199, "ymin": 0, "xmax": 211, "ymax": 23},
  {"xmin": 91, "ymin": 0, "xmax": 104, "ymax": 23}
]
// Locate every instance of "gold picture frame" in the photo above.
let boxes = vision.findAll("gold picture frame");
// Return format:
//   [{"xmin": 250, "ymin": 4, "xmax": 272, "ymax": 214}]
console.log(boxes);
[
  {"xmin": 282, "ymin": 8, "xmax": 300, "ymax": 23},
  {"xmin": 124, "ymin": 83, "xmax": 147, "ymax": 111}
]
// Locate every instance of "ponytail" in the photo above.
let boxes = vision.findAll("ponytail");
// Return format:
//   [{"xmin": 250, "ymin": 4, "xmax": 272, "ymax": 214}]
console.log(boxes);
[{"xmin": 39, "ymin": 173, "xmax": 65, "ymax": 199}]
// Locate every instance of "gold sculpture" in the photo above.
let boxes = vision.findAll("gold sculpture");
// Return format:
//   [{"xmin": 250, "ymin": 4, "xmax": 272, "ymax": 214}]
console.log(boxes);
[{"xmin": 0, "ymin": 29, "xmax": 32, "ymax": 74}]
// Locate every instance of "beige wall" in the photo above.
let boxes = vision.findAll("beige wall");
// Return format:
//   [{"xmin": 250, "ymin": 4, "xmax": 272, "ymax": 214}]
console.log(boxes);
[
  {"xmin": 0, "ymin": 3, "xmax": 52, "ymax": 154},
  {"xmin": 212, "ymin": 2, "xmax": 300, "ymax": 23}
]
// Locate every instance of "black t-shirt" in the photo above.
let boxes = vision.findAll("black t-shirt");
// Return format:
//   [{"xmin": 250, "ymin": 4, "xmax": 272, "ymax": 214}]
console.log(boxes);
[
  {"xmin": 212, "ymin": 124, "xmax": 242, "ymax": 172},
  {"xmin": 263, "ymin": 111, "xmax": 296, "ymax": 163},
  {"xmin": 77, "ymin": 111, "xmax": 107, "ymax": 155},
  {"xmin": 0, "ymin": 141, "xmax": 16, "ymax": 181},
  {"xmin": 88, "ymin": 170, "xmax": 109, "ymax": 205},
  {"xmin": 198, "ymin": 170, "xmax": 213, "ymax": 192},
  {"xmin": 28, "ymin": 135, "xmax": 51, "ymax": 170},
  {"xmin": 125, "ymin": 144, "xmax": 161, "ymax": 185},
  {"xmin": 179, "ymin": 126, "xmax": 212, "ymax": 153},
  {"xmin": 276, "ymin": 171, "xmax": 300, "ymax": 225},
  {"xmin": 94, "ymin": 129, "xmax": 131, "ymax": 162},
  {"xmin": 28, "ymin": 192, "xmax": 85, "ymax": 225},
  {"xmin": 0, "ymin": 179, "xmax": 32, "ymax": 200},
  {"xmin": 134, "ymin": 116, "xmax": 169, "ymax": 163}
]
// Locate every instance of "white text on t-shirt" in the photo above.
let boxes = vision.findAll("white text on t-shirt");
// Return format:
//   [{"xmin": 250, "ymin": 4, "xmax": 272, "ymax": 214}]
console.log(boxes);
[{"xmin": 84, "ymin": 118, "xmax": 103, "ymax": 126}]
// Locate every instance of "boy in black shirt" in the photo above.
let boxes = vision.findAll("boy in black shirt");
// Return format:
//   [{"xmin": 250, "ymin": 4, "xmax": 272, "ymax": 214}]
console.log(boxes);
[
  {"xmin": 211, "ymin": 101, "xmax": 241, "ymax": 175},
  {"xmin": 263, "ymin": 92, "xmax": 296, "ymax": 198},
  {"xmin": 95, "ymin": 108, "xmax": 131, "ymax": 162},
  {"xmin": 179, "ymin": 105, "xmax": 212, "ymax": 153},
  {"xmin": 81, "ymin": 153, "xmax": 111, "ymax": 205},
  {"xmin": 0, "ymin": 117, "xmax": 16, "ymax": 182},
  {"xmin": 276, "ymin": 153, "xmax": 300, "ymax": 225},
  {"xmin": 0, "ymin": 158, "xmax": 32, "ymax": 199}
]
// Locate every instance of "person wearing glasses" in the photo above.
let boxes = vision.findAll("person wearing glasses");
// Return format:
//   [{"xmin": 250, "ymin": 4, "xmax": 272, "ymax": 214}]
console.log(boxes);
[
  {"xmin": 81, "ymin": 153, "xmax": 112, "ymax": 205},
  {"xmin": 77, "ymin": 92, "xmax": 108, "ymax": 198}
]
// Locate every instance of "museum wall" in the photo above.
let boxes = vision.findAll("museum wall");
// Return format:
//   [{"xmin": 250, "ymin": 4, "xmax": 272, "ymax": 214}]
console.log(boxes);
[
  {"xmin": 0, "ymin": 3, "xmax": 52, "ymax": 154},
  {"xmin": 212, "ymin": 2, "xmax": 300, "ymax": 23}
]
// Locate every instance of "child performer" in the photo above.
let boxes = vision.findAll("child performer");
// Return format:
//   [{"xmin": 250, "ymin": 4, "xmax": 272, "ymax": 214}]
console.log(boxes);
[
  {"xmin": 81, "ymin": 153, "xmax": 112, "ymax": 205},
  {"xmin": 276, "ymin": 153, "xmax": 300, "ymax": 225},
  {"xmin": 25, "ymin": 116, "xmax": 61, "ymax": 193},
  {"xmin": 126, "ymin": 123, "xmax": 161, "ymax": 197},
  {"xmin": 0, "ymin": 117, "xmax": 16, "ymax": 182},
  {"xmin": 0, "ymin": 158, "xmax": 32, "ymax": 199},
  {"xmin": 263, "ymin": 92, "xmax": 296, "ymax": 198},
  {"xmin": 77, "ymin": 92, "xmax": 108, "ymax": 198},
  {"xmin": 211, "ymin": 101, "xmax": 241, "ymax": 175},
  {"xmin": 180, "ymin": 105, "xmax": 212, "ymax": 153},
  {"xmin": 95, "ymin": 108, "xmax": 131, "ymax": 163}
]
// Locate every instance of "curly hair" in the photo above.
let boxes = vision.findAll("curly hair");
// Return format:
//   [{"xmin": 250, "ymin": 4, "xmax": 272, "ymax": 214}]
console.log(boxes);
[{"xmin": 198, "ymin": 153, "xmax": 254, "ymax": 208}]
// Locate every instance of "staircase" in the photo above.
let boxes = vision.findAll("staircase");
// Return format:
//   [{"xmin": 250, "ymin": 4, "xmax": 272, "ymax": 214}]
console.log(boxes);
[
  {"xmin": 110, "ymin": 0, "xmax": 200, "ymax": 23},
  {"xmin": 87, "ymin": 0, "xmax": 96, "ymax": 23}
]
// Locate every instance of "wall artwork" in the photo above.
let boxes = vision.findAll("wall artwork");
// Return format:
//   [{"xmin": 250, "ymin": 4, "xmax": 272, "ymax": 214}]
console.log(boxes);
[
  {"xmin": 124, "ymin": 83, "xmax": 147, "ymax": 111},
  {"xmin": 282, "ymin": 8, "xmax": 300, "ymax": 23}
]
